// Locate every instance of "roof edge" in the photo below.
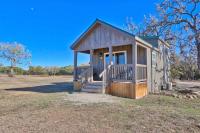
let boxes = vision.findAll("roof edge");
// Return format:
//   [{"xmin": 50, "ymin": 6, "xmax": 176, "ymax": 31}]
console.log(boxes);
[
  {"xmin": 135, "ymin": 36, "xmax": 152, "ymax": 48},
  {"xmin": 70, "ymin": 18, "xmax": 137, "ymax": 50},
  {"xmin": 70, "ymin": 19, "xmax": 100, "ymax": 50}
]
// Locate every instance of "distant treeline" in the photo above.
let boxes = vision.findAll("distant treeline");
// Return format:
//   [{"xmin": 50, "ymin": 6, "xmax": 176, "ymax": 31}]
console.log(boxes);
[{"xmin": 0, "ymin": 66, "xmax": 73, "ymax": 75}]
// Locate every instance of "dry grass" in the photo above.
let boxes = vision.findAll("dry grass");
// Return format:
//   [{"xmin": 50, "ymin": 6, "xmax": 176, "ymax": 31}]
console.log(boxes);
[{"xmin": 0, "ymin": 75, "xmax": 200, "ymax": 133}]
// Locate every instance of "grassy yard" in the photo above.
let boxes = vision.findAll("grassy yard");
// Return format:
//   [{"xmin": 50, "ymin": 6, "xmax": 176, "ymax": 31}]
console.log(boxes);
[{"xmin": 0, "ymin": 75, "xmax": 200, "ymax": 133}]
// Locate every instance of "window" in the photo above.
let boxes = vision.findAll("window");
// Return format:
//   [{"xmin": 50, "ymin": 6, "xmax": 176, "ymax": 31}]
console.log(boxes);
[
  {"xmin": 104, "ymin": 51, "xmax": 127, "ymax": 66},
  {"xmin": 152, "ymin": 51, "xmax": 157, "ymax": 67},
  {"xmin": 115, "ymin": 52, "xmax": 126, "ymax": 64}
]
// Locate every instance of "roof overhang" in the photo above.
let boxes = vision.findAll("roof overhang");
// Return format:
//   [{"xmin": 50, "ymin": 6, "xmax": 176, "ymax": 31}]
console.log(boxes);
[{"xmin": 70, "ymin": 19, "xmax": 157, "ymax": 50}]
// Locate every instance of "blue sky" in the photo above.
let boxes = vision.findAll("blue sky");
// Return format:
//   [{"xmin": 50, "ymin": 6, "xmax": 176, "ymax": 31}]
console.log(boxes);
[{"xmin": 0, "ymin": 0, "xmax": 158, "ymax": 68}]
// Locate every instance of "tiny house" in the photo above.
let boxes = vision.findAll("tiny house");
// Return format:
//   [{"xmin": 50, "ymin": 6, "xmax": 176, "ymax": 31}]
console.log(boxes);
[{"xmin": 71, "ymin": 19, "xmax": 170, "ymax": 99}]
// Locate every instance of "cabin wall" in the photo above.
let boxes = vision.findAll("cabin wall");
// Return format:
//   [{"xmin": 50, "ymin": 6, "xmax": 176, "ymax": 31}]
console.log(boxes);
[
  {"xmin": 74, "ymin": 24, "xmax": 134, "ymax": 51},
  {"xmin": 151, "ymin": 40, "xmax": 170, "ymax": 92},
  {"xmin": 147, "ymin": 48, "xmax": 152, "ymax": 93},
  {"xmin": 159, "ymin": 40, "xmax": 170, "ymax": 88}
]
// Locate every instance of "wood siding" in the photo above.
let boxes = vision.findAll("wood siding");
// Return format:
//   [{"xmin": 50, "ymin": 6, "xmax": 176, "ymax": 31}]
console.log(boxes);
[
  {"xmin": 147, "ymin": 48, "xmax": 152, "ymax": 93},
  {"xmin": 108, "ymin": 82, "xmax": 135, "ymax": 99},
  {"xmin": 135, "ymin": 82, "xmax": 148, "ymax": 99},
  {"xmin": 74, "ymin": 24, "xmax": 134, "ymax": 51},
  {"xmin": 108, "ymin": 82, "xmax": 148, "ymax": 99}
]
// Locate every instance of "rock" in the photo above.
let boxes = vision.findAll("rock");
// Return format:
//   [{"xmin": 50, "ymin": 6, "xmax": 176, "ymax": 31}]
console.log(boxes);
[
  {"xmin": 183, "ymin": 95, "xmax": 187, "ymax": 99},
  {"xmin": 192, "ymin": 95, "xmax": 197, "ymax": 99},
  {"xmin": 189, "ymin": 95, "xmax": 194, "ymax": 99},
  {"xmin": 177, "ymin": 95, "xmax": 182, "ymax": 99},
  {"xmin": 172, "ymin": 94, "xmax": 178, "ymax": 98},
  {"xmin": 192, "ymin": 91, "xmax": 200, "ymax": 96},
  {"xmin": 178, "ymin": 89, "xmax": 193, "ymax": 94},
  {"xmin": 186, "ymin": 94, "xmax": 190, "ymax": 98},
  {"xmin": 196, "ymin": 123, "xmax": 200, "ymax": 129}
]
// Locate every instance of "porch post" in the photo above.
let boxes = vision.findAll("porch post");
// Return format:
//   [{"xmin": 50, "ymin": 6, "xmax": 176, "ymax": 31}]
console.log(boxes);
[
  {"xmin": 109, "ymin": 46, "xmax": 113, "ymax": 65},
  {"xmin": 90, "ymin": 49, "xmax": 94, "ymax": 82},
  {"xmin": 73, "ymin": 51, "xmax": 78, "ymax": 81},
  {"xmin": 132, "ymin": 43, "xmax": 137, "ymax": 83}
]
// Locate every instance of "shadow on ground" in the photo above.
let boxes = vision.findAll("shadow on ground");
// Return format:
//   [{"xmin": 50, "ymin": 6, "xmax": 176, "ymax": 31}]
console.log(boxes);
[{"xmin": 5, "ymin": 82, "xmax": 74, "ymax": 94}]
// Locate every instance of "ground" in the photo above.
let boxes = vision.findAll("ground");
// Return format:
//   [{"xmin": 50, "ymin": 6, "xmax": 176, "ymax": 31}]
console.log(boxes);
[{"xmin": 0, "ymin": 75, "xmax": 200, "ymax": 133}]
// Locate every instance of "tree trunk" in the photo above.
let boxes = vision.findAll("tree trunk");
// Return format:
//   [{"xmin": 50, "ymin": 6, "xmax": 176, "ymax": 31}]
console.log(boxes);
[
  {"xmin": 8, "ymin": 66, "xmax": 14, "ymax": 77},
  {"xmin": 9, "ymin": 60, "xmax": 15, "ymax": 77},
  {"xmin": 197, "ymin": 42, "xmax": 200, "ymax": 70}
]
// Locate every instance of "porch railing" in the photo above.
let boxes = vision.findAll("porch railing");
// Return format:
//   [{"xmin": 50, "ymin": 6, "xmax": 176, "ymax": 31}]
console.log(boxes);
[
  {"xmin": 76, "ymin": 63, "xmax": 147, "ymax": 89},
  {"xmin": 99, "ymin": 65, "xmax": 112, "ymax": 89},
  {"xmin": 136, "ymin": 64, "xmax": 147, "ymax": 82},
  {"xmin": 76, "ymin": 66, "xmax": 90, "ymax": 77},
  {"xmin": 109, "ymin": 64, "xmax": 134, "ymax": 82},
  {"xmin": 77, "ymin": 66, "xmax": 93, "ymax": 87}
]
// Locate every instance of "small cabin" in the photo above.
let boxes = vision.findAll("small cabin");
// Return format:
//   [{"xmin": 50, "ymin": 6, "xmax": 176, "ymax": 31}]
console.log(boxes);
[{"xmin": 71, "ymin": 19, "xmax": 170, "ymax": 99}]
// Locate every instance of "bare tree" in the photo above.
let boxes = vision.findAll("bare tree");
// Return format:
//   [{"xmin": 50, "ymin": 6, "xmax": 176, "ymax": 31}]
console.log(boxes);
[
  {"xmin": 156, "ymin": 0, "xmax": 200, "ymax": 69},
  {"xmin": 0, "ymin": 42, "xmax": 31, "ymax": 76}
]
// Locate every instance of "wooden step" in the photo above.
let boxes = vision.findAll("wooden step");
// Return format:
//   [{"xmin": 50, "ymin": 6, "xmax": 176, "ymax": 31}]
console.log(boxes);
[{"xmin": 82, "ymin": 82, "xmax": 103, "ymax": 93}]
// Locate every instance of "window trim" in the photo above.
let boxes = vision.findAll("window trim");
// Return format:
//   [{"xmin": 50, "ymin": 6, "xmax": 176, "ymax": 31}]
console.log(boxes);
[{"xmin": 104, "ymin": 51, "xmax": 127, "ymax": 67}]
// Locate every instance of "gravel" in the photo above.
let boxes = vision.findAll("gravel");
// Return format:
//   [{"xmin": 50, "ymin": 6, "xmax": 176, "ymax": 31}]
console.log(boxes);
[{"xmin": 65, "ymin": 92, "xmax": 120, "ymax": 105}]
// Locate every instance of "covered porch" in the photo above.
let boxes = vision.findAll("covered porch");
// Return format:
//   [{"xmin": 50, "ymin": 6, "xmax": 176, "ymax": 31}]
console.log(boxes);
[{"xmin": 73, "ymin": 43, "xmax": 150, "ymax": 99}]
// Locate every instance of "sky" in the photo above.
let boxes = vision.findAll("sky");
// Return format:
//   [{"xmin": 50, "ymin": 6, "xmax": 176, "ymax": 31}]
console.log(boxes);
[{"xmin": 0, "ymin": 0, "xmax": 158, "ymax": 68}]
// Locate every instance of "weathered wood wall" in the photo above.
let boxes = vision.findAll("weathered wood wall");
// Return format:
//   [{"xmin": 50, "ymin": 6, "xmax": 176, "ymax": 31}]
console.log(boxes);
[
  {"xmin": 147, "ymin": 48, "xmax": 152, "ymax": 93},
  {"xmin": 74, "ymin": 24, "xmax": 134, "ymax": 51},
  {"xmin": 107, "ymin": 82, "xmax": 148, "ymax": 99}
]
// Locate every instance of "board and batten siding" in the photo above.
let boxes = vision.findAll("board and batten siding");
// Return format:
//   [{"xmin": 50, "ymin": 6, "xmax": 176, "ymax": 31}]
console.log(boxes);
[{"xmin": 74, "ymin": 24, "xmax": 135, "ymax": 51}]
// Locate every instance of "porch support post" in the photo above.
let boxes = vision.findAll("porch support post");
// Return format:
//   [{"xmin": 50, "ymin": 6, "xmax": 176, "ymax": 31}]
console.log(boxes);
[
  {"xmin": 73, "ymin": 51, "xmax": 78, "ymax": 81},
  {"xmin": 132, "ymin": 43, "xmax": 137, "ymax": 83},
  {"xmin": 109, "ymin": 46, "xmax": 113, "ymax": 65},
  {"xmin": 90, "ymin": 49, "xmax": 94, "ymax": 82}
]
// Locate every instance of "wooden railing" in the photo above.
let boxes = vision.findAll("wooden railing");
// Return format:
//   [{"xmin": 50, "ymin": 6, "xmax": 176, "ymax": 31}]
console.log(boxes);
[
  {"xmin": 76, "ymin": 64, "xmax": 147, "ymax": 90},
  {"xmin": 136, "ymin": 64, "xmax": 147, "ymax": 82},
  {"xmin": 109, "ymin": 64, "xmax": 134, "ymax": 82},
  {"xmin": 78, "ymin": 66, "xmax": 93, "ymax": 87},
  {"xmin": 76, "ymin": 66, "xmax": 90, "ymax": 77},
  {"xmin": 99, "ymin": 65, "xmax": 112, "ymax": 89}
]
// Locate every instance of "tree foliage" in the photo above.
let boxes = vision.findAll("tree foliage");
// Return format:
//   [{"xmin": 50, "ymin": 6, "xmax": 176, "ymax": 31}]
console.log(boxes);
[
  {"xmin": 0, "ymin": 42, "xmax": 31, "ymax": 75},
  {"xmin": 0, "ymin": 65, "xmax": 73, "ymax": 75},
  {"xmin": 28, "ymin": 66, "xmax": 73, "ymax": 75}
]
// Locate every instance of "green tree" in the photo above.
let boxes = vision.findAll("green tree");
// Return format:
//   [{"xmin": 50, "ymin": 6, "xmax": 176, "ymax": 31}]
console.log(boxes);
[{"xmin": 0, "ymin": 42, "xmax": 31, "ymax": 76}]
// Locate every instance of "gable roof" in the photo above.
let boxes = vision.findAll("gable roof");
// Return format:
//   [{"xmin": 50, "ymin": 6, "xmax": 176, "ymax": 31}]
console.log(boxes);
[{"xmin": 70, "ymin": 19, "xmax": 152, "ymax": 50}]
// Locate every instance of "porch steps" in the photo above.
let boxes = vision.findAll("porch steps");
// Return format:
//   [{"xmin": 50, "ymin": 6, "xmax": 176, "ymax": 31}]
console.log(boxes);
[{"xmin": 82, "ymin": 81, "xmax": 103, "ymax": 93}]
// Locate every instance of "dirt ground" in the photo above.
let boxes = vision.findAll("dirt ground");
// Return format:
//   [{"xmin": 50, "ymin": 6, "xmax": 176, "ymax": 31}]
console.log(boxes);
[{"xmin": 0, "ymin": 75, "xmax": 200, "ymax": 133}]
